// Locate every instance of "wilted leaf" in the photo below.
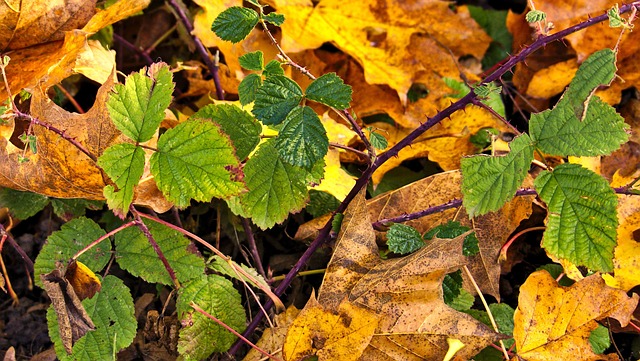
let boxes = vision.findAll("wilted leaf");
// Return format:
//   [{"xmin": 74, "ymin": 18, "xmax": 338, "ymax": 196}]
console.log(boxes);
[
  {"xmin": 513, "ymin": 271, "xmax": 638, "ymax": 361},
  {"xmin": 242, "ymin": 306, "xmax": 300, "ymax": 361}
]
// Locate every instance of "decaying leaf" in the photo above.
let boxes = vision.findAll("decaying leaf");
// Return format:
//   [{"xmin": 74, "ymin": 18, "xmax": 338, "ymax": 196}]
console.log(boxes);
[
  {"xmin": 242, "ymin": 306, "xmax": 300, "ymax": 361},
  {"xmin": 602, "ymin": 195, "xmax": 640, "ymax": 291},
  {"xmin": 41, "ymin": 268, "xmax": 96, "ymax": 354},
  {"xmin": 64, "ymin": 259, "xmax": 101, "ymax": 301},
  {"xmin": 284, "ymin": 190, "xmax": 503, "ymax": 360},
  {"xmin": 513, "ymin": 270, "xmax": 639, "ymax": 361}
]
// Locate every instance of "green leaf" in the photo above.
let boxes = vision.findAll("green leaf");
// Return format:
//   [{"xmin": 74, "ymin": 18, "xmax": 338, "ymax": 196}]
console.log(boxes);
[
  {"xmin": 368, "ymin": 130, "xmax": 388, "ymax": 150},
  {"xmin": 468, "ymin": 6, "xmax": 512, "ymax": 69},
  {"xmin": 97, "ymin": 143, "xmax": 145, "ymax": 216},
  {"xmin": 530, "ymin": 97, "xmax": 628, "ymax": 156},
  {"xmin": 50, "ymin": 199, "xmax": 104, "ymax": 221},
  {"xmin": 263, "ymin": 60, "xmax": 285, "ymax": 77},
  {"xmin": 231, "ymin": 141, "xmax": 309, "ymax": 229},
  {"xmin": 443, "ymin": 77, "xmax": 470, "ymax": 98},
  {"xmin": 424, "ymin": 221, "xmax": 479, "ymax": 256},
  {"xmin": 150, "ymin": 119, "xmax": 245, "ymax": 208},
  {"xmin": 263, "ymin": 12, "xmax": 285, "ymax": 26},
  {"xmin": 444, "ymin": 77, "xmax": 505, "ymax": 116},
  {"xmin": 107, "ymin": 63, "xmax": 173, "ymax": 142},
  {"xmin": 115, "ymin": 219, "xmax": 204, "ymax": 285},
  {"xmin": 386, "ymin": 224, "xmax": 424, "ymax": 255},
  {"xmin": 526, "ymin": 10, "xmax": 546, "ymax": 23},
  {"xmin": 470, "ymin": 127, "xmax": 499, "ymax": 149},
  {"xmin": 48, "ymin": 275, "xmax": 136, "ymax": 361},
  {"xmin": 0, "ymin": 188, "xmax": 49, "ymax": 219},
  {"xmin": 190, "ymin": 104, "xmax": 262, "ymax": 160},
  {"xmin": 448, "ymin": 289, "xmax": 475, "ymax": 312},
  {"xmin": 537, "ymin": 264, "xmax": 574, "ymax": 286},
  {"xmin": 34, "ymin": 217, "xmax": 110, "ymax": 288},
  {"xmin": 275, "ymin": 106, "xmax": 328, "ymax": 168},
  {"xmin": 305, "ymin": 73, "xmax": 352, "ymax": 110},
  {"xmin": 238, "ymin": 73, "xmax": 262, "ymax": 105},
  {"xmin": 211, "ymin": 6, "xmax": 259, "ymax": 43},
  {"xmin": 253, "ymin": 75, "xmax": 302, "ymax": 125},
  {"xmin": 177, "ymin": 274, "xmax": 246, "ymax": 359},
  {"xmin": 442, "ymin": 271, "xmax": 462, "ymax": 304},
  {"xmin": 565, "ymin": 49, "xmax": 616, "ymax": 116},
  {"xmin": 466, "ymin": 304, "xmax": 515, "ymax": 361},
  {"xmin": 207, "ymin": 255, "xmax": 268, "ymax": 288},
  {"xmin": 534, "ymin": 163, "xmax": 618, "ymax": 271},
  {"xmin": 608, "ymin": 5, "xmax": 630, "ymax": 28},
  {"xmin": 238, "ymin": 51, "xmax": 264, "ymax": 71},
  {"xmin": 589, "ymin": 325, "xmax": 610, "ymax": 354},
  {"xmin": 307, "ymin": 190, "xmax": 340, "ymax": 218},
  {"xmin": 461, "ymin": 134, "xmax": 534, "ymax": 217}
]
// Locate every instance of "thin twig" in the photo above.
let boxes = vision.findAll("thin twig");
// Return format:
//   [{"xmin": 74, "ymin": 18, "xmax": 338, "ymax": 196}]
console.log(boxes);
[
  {"xmin": 242, "ymin": 218, "xmax": 267, "ymax": 279},
  {"xmin": 73, "ymin": 221, "xmax": 137, "ymax": 260},
  {"xmin": 113, "ymin": 33, "xmax": 154, "ymax": 65},
  {"xmin": 54, "ymin": 84, "xmax": 85, "ymax": 114}
]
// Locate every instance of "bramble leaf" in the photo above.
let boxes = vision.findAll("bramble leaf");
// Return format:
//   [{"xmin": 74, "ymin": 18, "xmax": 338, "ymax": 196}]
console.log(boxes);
[
  {"xmin": 442, "ymin": 271, "xmax": 463, "ymax": 304},
  {"xmin": 253, "ymin": 75, "xmax": 302, "ymax": 125},
  {"xmin": 386, "ymin": 224, "xmax": 424, "ymax": 255},
  {"xmin": 461, "ymin": 134, "xmax": 534, "ymax": 217},
  {"xmin": 107, "ymin": 63, "xmax": 173, "ymax": 143},
  {"xmin": 305, "ymin": 73, "xmax": 353, "ymax": 110},
  {"xmin": 275, "ymin": 106, "xmax": 328, "ymax": 168},
  {"xmin": 211, "ymin": 6, "xmax": 259, "ymax": 43},
  {"xmin": 177, "ymin": 274, "xmax": 246, "ymax": 359},
  {"xmin": 231, "ymin": 141, "xmax": 309, "ymax": 229},
  {"xmin": 238, "ymin": 51, "xmax": 264, "ymax": 71},
  {"xmin": 263, "ymin": 12, "xmax": 285, "ymax": 26},
  {"xmin": 47, "ymin": 275, "xmax": 136, "ymax": 361},
  {"xmin": 115, "ymin": 219, "xmax": 205, "ymax": 285},
  {"xmin": 367, "ymin": 128, "xmax": 388, "ymax": 150},
  {"xmin": 263, "ymin": 60, "xmax": 285, "ymax": 77},
  {"xmin": 307, "ymin": 190, "xmax": 340, "ymax": 218},
  {"xmin": 97, "ymin": 143, "xmax": 145, "ymax": 216},
  {"xmin": 190, "ymin": 104, "xmax": 262, "ymax": 160},
  {"xmin": 424, "ymin": 221, "xmax": 479, "ymax": 257},
  {"xmin": 34, "ymin": 217, "xmax": 110, "ymax": 288},
  {"xmin": 50, "ymin": 199, "xmax": 103, "ymax": 221},
  {"xmin": 0, "ymin": 188, "xmax": 49, "ymax": 219},
  {"xmin": 238, "ymin": 73, "xmax": 262, "ymax": 105},
  {"xmin": 150, "ymin": 119, "xmax": 245, "ymax": 208},
  {"xmin": 534, "ymin": 163, "xmax": 618, "ymax": 271}
]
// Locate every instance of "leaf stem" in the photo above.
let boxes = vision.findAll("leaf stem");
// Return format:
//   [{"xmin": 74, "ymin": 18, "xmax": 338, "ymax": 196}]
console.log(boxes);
[
  {"xmin": 372, "ymin": 198, "xmax": 463, "ymax": 231},
  {"xmin": 113, "ymin": 33, "xmax": 154, "ymax": 65},
  {"xmin": 72, "ymin": 220, "xmax": 137, "ymax": 261},
  {"xmin": 242, "ymin": 218, "xmax": 267, "ymax": 280}
]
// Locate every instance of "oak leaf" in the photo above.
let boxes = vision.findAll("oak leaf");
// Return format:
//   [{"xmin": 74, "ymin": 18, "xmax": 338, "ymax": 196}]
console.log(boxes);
[
  {"xmin": 513, "ymin": 270, "xmax": 639, "ymax": 361},
  {"xmin": 285, "ymin": 190, "xmax": 503, "ymax": 360}
]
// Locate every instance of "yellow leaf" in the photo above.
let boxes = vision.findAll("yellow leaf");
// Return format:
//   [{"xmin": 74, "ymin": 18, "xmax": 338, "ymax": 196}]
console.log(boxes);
[
  {"xmin": 513, "ymin": 271, "xmax": 638, "ymax": 361},
  {"xmin": 603, "ymin": 195, "xmax": 640, "ymax": 291},
  {"xmin": 243, "ymin": 306, "xmax": 300, "ymax": 361},
  {"xmin": 526, "ymin": 59, "xmax": 578, "ymax": 99}
]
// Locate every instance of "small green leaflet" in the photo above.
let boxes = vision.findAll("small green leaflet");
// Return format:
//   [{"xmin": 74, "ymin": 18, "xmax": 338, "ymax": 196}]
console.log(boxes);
[
  {"xmin": 211, "ymin": 6, "xmax": 259, "ymax": 44},
  {"xmin": 33, "ymin": 217, "xmax": 110, "ymax": 288},
  {"xmin": 150, "ymin": 119, "xmax": 245, "ymax": 208},
  {"xmin": 424, "ymin": 221, "xmax": 479, "ymax": 256},
  {"xmin": 386, "ymin": 224, "xmax": 424, "ymax": 255},
  {"xmin": 190, "ymin": 104, "xmax": 262, "ymax": 160},
  {"xmin": 253, "ymin": 75, "xmax": 302, "ymax": 125},
  {"xmin": 177, "ymin": 274, "xmax": 247, "ymax": 360},
  {"xmin": 238, "ymin": 73, "xmax": 262, "ymax": 105},
  {"xmin": 47, "ymin": 275, "xmax": 136, "ymax": 361},
  {"xmin": 367, "ymin": 128, "xmax": 388, "ymax": 150},
  {"xmin": 107, "ymin": 63, "xmax": 173, "ymax": 143},
  {"xmin": 608, "ymin": 5, "xmax": 630, "ymax": 28},
  {"xmin": 442, "ymin": 271, "xmax": 463, "ymax": 304},
  {"xmin": 115, "ymin": 219, "xmax": 205, "ymax": 285},
  {"xmin": 238, "ymin": 51, "xmax": 264, "ymax": 71},
  {"xmin": 589, "ymin": 325, "xmax": 611, "ymax": 354},
  {"xmin": 534, "ymin": 163, "xmax": 618, "ymax": 272},
  {"xmin": 275, "ymin": 106, "xmax": 328, "ymax": 168},
  {"xmin": 526, "ymin": 10, "xmax": 546, "ymax": 23},
  {"xmin": 263, "ymin": 12, "xmax": 285, "ymax": 26},
  {"xmin": 307, "ymin": 190, "xmax": 340, "ymax": 218},
  {"xmin": 443, "ymin": 77, "xmax": 505, "ymax": 117},
  {"xmin": 263, "ymin": 60, "xmax": 285, "ymax": 77},
  {"xmin": 461, "ymin": 134, "xmax": 534, "ymax": 218},
  {"xmin": 50, "ymin": 198, "xmax": 103, "ymax": 221},
  {"xmin": 0, "ymin": 188, "xmax": 49, "ymax": 219},
  {"xmin": 97, "ymin": 143, "xmax": 145, "ymax": 217},
  {"xmin": 305, "ymin": 73, "xmax": 353, "ymax": 110},
  {"xmin": 230, "ymin": 141, "xmax": 309, "ymax": 229},
  {"xmin": 530, "ymin": 49, "xmax": 628, "ymax": 156}
]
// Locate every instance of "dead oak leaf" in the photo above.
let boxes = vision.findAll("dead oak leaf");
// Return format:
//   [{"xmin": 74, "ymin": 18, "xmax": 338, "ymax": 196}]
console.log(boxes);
[{"xmin": 514, "ymin": 270, "xmax": 639, "ymax": 361}]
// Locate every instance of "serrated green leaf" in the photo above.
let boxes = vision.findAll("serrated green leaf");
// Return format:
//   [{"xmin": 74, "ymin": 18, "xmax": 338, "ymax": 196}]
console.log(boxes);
[
  {"xmin": 564, "ymin": 49, "xmax": 616, "ymax": 118},
  {"xmin": 461, "ymin": 134, "xmax": 534, "ymax": 217},
  {"xmin": 0, "ymin": 188, "xmax": 49, "ymax": 219},
  {"xmin": 263, "ymin": 12, "xmax": 285, "ymax": 26},
  {"xmin": 470, "ymin": 127, "xmax": 499, "ymax": 149},
  {"xmin": 150, "ymin": 119, "xmax": 245, "ymax": 208},
  {"xmin": 239, "ymin": 51, "xmax": 264, "ymax": 71},
  {"xmin": 526, "ymin": 10, "xmax": 546, "ymax": 23},
  {"xmin": 442, "ymin": 271, "xmax": 463, "ymax": 304},
  {"xmin": 423, "ymin": 222, "xmax": 478, "ymax": 256},
  {"xmin": 369, "ymin": 130, "xmax": 388, "ymax": 150},
  {"xmin": 468, "ymin": 6, "xmax": 512, "ymax": 70},
  {"xmin": 48, "ymin": 275, "xmax": 136, "ymax": 361},
  {"xmin": 50, "ymin": 199, "xmax": 104, "ymax": 221},
  {"xmin": 34, "ymin": 218, "xmax": 110, "ymax": 288},
  {"xmin": 107, "ymin": 63, "xmax": 173, "ymax": 142},
  {"xmin": 307, "ymin": 190, "xmax": 340, "ymax": 218},
  {"xmin": 115, "ymin": 219, "xmax": 204, "ymax": 285},
  {"xmin": 448, "ymin": 289, "xmax": 475, "ymax": 312},
  {"xmin": 444, "ymin": 77, "xmax": 505, "ymax": 116},
  {"xmin": 534, "ymin": 163, "xmax": 618, "ymax": 271},
  {"xmin": 211, "ymin": 6, "xmax": 259, "ymax": 43},
  {"xmin": 97, "ymin": 143, "xmax": 145, "ymax": 216},
  {"xmin": 275, "ymin": 106, "xmax": 328, "ymax": 168},
  {"xmin": 530, "ymin": 97, "xmax": 628, "ymax": 156},
  {"xmin": 263, "ymin": 60, "xmax": 285, "ymax": 77},
  {"xmin": 386, "ymin": 224, "xmax": 424, "ymax": 255},
  {"xmin": 305, "ymin": 73, "xmax": 352, "ymax": 110},
  {"xmin": 589, "ymin": 325, "xmax": 610, "ymax": 354},
  {"xmin": 238, "ymin": 73, "xmax": 262, "ymax": 105},
  {"xmin": 207, "ymin": 255, "xmax": 268, "ymax": 288},
  {"xmin": 177, "ymin": 274, "xmax": 246, "ymax": 360},
  {"xmin": 190, "ymin": 104, "xmax": 262, "ymax": 160},
  {"xmin": 253, "ymin": 75, "xmax": 302, "ymax": 125},
  {"xmin": 466, "ymin": 303, "xmax": 515, "ymax": 360},
  {"xmin": 232, "ymin": 141, "xmax": 309, "ymax": 229}
]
